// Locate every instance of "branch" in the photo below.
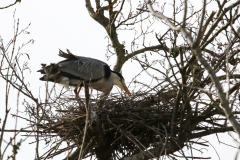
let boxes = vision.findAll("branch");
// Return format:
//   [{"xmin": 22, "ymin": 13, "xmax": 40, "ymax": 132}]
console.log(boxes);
[
  {"xmin": 125, "ymin": 44, "xmax": 210, "ymax": 61},
  {"xmin": 229, "ymin": 81, "xmax": 240, "ymax": 96},
  {"xmin": 190, "ymin": 127, "xmax": 234, "ymax": 139},
  {"xmin": 126, "ymin": 44, "xmax": 167, "ymax": 60},
  {"xmin": 182, "ymin": 0, "xmax": 187, "ymax": 28},
  {"xmin": 171, "ymin": 91, "xmax": 181, "ymax": 137},
  {"xmin": 191, "ymin": 46, "xmax": 240, "ymax": 136},
  {"xmin": 200, "ymin": 11, "xmax": 216, "ymax": 43},
  {"xmin": 0, "ymin": 129, "xmax": 43, "ymax": 133},
  {"xmin": 85, "ymin": 0, "xmax": 126, "ymax": 72},
  {"xmin": 203, "ymin": 74, "xmax": 240, "ymax": 86},
  {"xmin": 85, "ymin": 0, "xmax": 95, "ymax": 17},
  {"xmin": 110, "ymin": 0, "xmax": 125, "ymax": 26},
  {"xmin": 145, "ymin": 0, "xmax": 180, "ymax": 31},
  {"xmin": 201, "ymin": 0, "xmax": 240, "ymax": 49},
  {"xmin": 0, "ymin": 0, "xmax": 20, "ymax": 9},
  {"xmin": 194, "ymin": 0, "xmax": 206, "ymax": 46},
  {"xmin": 123, "ymin": 140, "xmax": 184, "ymax": 160},
  {"xmin": 146, "ymin": 0, "xmax": 240, "ymax": 137},
  {"xmin": 78, "ymin": 81, "xmax": 90, "ymax": 160},
  {"xmin": 95, "ymin": 0, "xmax": 100, "ymax": 10}
]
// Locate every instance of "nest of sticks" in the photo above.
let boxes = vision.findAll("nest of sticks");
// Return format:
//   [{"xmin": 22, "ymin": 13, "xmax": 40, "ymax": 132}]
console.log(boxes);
[{"xmin": 26, "ymin": 88, "xmax": 178, "ymax": 159}]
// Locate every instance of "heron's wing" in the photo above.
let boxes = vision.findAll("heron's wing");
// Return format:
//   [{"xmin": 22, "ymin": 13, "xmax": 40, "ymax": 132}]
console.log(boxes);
[{"xmin": 58, "ymin": 57, "xmax": 110, "ymax": 81}]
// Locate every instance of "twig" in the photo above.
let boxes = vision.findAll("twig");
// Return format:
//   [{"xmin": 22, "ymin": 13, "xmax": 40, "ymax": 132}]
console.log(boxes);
[
  {"xmin": 0, "ymin": 0, "xmax": 19, "ymax": 9},
  {"xmin": 78, "ymin": 81, "xmax": 90, "ymax": 160}
]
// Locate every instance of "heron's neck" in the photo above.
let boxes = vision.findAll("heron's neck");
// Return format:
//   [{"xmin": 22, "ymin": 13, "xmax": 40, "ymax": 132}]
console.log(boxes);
[{"xmin": 109, "ymin": 72, "xmax": 119, "ymax": 85}]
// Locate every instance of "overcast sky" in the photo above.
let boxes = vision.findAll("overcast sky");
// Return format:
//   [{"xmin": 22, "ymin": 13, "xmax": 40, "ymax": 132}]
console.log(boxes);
[{"xmin": 0, "ymin": 0, "xmax": 239, "ymax": 160}]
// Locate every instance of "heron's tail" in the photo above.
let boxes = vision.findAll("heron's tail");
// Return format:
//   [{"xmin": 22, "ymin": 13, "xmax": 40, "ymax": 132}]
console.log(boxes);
[{"xmin": 58, "ymin": 49, "xmax": 77, "ymax": 60}]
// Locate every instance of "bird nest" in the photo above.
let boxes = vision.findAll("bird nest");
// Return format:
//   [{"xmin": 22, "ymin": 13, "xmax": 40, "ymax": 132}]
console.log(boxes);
[{"xmin": 24, "ymin": 89, "xmax": 178, "ymax": 159}]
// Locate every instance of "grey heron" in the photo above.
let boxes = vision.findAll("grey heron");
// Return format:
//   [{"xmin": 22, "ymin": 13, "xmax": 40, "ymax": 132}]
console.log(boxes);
[{"xmin": 38, "ymin": 49, "xmax": 131, "ymax": 98}]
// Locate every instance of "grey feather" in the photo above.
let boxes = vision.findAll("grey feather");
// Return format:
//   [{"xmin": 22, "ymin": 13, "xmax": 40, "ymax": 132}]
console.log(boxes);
[{"xmin": 58, "ymin": 52, "xmax": 109, "ymax": 81}]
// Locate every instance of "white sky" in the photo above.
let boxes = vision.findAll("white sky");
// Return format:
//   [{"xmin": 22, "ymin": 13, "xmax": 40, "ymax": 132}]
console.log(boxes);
[{"xmin": 0, "ymin": 0, "xmax": 239, "ymax": 160}]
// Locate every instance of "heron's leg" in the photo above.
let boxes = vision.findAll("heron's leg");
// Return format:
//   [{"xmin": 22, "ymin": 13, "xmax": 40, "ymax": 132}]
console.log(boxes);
[
  {"xmin": 74, "ymin": 82, "xmax": 84, "ymax": 107},
  {"xmin": 77, "ymin": 86, "xmax": 82, "ymax": 94},
  {"xmin": 74, "ymin": 82, "xmax": 82, "ymax": 95}
]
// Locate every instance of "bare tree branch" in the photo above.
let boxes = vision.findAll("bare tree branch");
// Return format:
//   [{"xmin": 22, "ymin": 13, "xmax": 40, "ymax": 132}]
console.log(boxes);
[
  {"xmin": 0, "ymin": 0, "xmax": 20, "ymax": 9},
  {"xmin": 145, "ymin": 0, "xmax": 180, "ymax": 31},
  {"xmin": 146, "ymin": 0, "xmax": 240, "ymax": 136},
  {"xmin": 201, "ymin": 0, "xmax": 240, "ymax": 49},
  {"xmin": 194, "ymin": 0, "xmax": 206, "ymax": 46},
  {"xmin": 190, "ymin": 127, "xmax": 234, "ymax": 139}
]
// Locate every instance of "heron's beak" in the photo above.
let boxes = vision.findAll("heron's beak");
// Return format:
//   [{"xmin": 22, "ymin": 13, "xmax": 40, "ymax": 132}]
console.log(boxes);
[{"xmin": 121, "ymin": 82, "xmax": 131, "ymax": 96}]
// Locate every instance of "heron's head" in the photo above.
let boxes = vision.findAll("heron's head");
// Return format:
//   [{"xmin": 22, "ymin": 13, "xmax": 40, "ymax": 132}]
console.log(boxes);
[{"xmin": 112, "ymin": 71, "xmax": 131, "ymax": 96}]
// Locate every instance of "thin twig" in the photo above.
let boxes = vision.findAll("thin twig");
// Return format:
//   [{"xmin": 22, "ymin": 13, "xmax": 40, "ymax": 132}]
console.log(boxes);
[{"xmin": 78, "ymin": 81, "xmax": 90, "ymax": 160}]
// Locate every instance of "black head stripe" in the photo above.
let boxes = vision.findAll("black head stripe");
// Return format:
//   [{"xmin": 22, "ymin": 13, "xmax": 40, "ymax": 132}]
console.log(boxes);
[
  {"xmin": 103, "ymin": 65, "xmax": 111, "ymax": 79},
  {"xmin": 112, "ymin": 71, "xmax": 124, "ymax": 79}
]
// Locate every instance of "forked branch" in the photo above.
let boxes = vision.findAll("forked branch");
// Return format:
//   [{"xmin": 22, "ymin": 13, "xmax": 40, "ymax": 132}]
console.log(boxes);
[{"xmin": 145, "ymin": 0, "xmax": 240, "ymax": 136}]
